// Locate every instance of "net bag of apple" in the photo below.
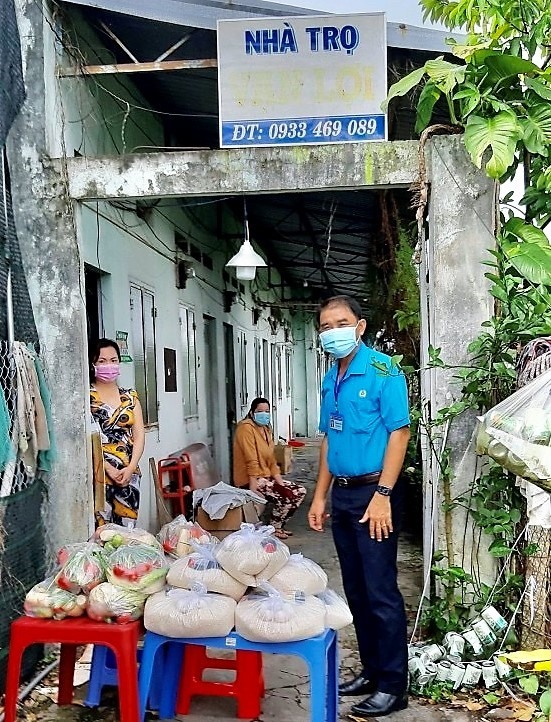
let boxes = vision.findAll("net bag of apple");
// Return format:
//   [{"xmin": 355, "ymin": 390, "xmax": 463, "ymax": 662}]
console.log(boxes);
[
  {"xmin": 106, "ymin": 543, "xmax": 168, "ymax": 594},
  {"xmin": 24, "ymin": 576, "xmax": 87, "ymax": 620},
  {"xmin": 144, "ymin": 582, "xmax": 236, "ymax": 638},
  {"xmin": 55, "ymin": 543, "xmax": 108, "ymax": 594},
  {"xmin": 214, "ymin": 523, "xmax": 290, "ymax": 586},
  {"xmin": 315, "ymin": 589, "xmax": 353, "ymax": 630},
  {"xmin": 92, "ymin": 523, "xmax": 161, "ymax": 553},
  {"xmin": 268, "ymin": 553, "xmax": 328, "ymax": 595},
  {"xmin": 87, "ymin": 582, "xmax": 147, "ymax": 624},
  {"xmin": 476, "ymin": 367, "xmax": 551, "ymax": 492},
  {"xmin": 157, "ymin": 516, "xmax": 215, "ymax": 558},
  {"xmin": 56, "ymin": 543, "xmax": 88, "ymax": 567},
  {"xmin": 235, "ymin": 582, "xmax": 325, "ymax": 643},
  {"xmin": 166, "ymin": 542, "xmax": 247, "ymax": 601}
]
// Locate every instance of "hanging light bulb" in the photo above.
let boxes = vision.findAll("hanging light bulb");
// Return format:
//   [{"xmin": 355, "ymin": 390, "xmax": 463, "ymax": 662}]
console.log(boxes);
[{"xmin": 225, "ymin": 199, "xmax": 267, "ymax": 281}]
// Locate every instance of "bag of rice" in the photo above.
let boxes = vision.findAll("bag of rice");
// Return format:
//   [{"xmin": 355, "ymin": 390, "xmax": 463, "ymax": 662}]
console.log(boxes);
[
  {"xmin": 316, "ymin": 589, "xmax": 353, "ymax": 630},
  {"xmin": 24, "ymin": 576, "xmax": 87, "ymax": 620},
  {"xmin": 55, "ymin": 543, "xmax": 108, "ymax": 594},
  {"xmin": 106, "ymin": 543, "xmax": 168, "ymax": 594},
  {"xmin": 87, "ymin": 582, "xmax": 147, "ymax": 624},
  {"xmin": 157, "ymin": 516, "xmax": 215, "ymax": 558},
  {"xmin": 144, "ymin": 583, "xmax": 236, "ymax": 638},
  {"xmin": 166, "ymin": 543, "xmax": 247, "ymax": 601},
  {"xmin": 92, "ymin": 523, "xmax": 161, "ymax": 553},
  {"xmin": 268, "ymin": 553, "xmax": 328, "ymax": 595},
  {"xmin": 235, "ymin": 582, "xmax": 325, "ymax": 642},
  {"xmin": 214, "ymin": 523, "xmax": 290, "ymax": 586}
]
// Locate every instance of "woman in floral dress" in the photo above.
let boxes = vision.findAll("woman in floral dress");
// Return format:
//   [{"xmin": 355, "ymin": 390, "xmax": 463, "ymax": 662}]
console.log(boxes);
[{"xmin": 90, "ymin": 338, "xmax": 145, "ymax": 527}]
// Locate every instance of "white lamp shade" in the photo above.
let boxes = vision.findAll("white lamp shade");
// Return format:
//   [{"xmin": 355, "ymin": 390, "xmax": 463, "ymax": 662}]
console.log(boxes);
[
  {"xmin": 235, "ymin": 266, "xmax": 257, "ymax": 280},
  {"xmin": 225, "ymin": 239, "xmax": 267, "ymax": 272}
]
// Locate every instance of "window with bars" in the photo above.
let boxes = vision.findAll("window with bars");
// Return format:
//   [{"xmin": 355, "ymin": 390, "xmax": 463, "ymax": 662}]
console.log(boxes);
[
  {"xmin": 254, "ymin": 337, "xmax": 262, "ymax": 396},
  {"xmin": 285, "ymin": 348, "xmax": 293, "ymax": 396},
  {"xmin": 179, "ymin": 305, "xmax": 199, "ymax": 418},
  {"xmin": 276, "ymin": 347, "xmax": 283, "ymax": 400},
  {"xmin": 238, "ymin": 330, "xmax": 248, "ymax": 408},
  {"xmin": 130, "ymin": 284, "xmax": 158, "ymax": 425}
]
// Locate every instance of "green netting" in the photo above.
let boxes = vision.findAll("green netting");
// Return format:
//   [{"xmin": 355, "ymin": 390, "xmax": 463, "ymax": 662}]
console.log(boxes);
[{"xmin": 0, "ymin": 480, "xmax": 46, "ymax": 690}]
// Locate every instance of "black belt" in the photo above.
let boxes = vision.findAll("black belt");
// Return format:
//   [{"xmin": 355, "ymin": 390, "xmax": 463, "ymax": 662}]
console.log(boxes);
[{"xmin": 333, "ymin": 472, "xmax": 381, "ymax": 488}]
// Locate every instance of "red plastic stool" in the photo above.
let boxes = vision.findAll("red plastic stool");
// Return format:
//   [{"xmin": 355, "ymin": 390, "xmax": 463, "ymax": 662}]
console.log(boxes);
[
  {"xmin": 175, "ymin": 644, "xmax": 264, "ymax": 719},
  {"xmin": 4, "ymin": 616, "xmax": 141, "ymax": 722}
]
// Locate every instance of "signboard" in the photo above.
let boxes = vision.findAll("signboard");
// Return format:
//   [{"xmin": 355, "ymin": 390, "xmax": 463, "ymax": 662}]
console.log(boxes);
[{"xmin": 217, "ymin": 13, "xmax": 387, "ymax": 148}]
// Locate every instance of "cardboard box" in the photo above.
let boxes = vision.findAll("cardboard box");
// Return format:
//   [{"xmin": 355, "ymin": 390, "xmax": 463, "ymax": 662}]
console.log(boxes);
[
  {"xmin": 274, "ymin": 444, "xmax": 293, "ymax": 474},
  {"xmin": 195, "ymin": 501, "xmax": 260, "ymax": 540}
]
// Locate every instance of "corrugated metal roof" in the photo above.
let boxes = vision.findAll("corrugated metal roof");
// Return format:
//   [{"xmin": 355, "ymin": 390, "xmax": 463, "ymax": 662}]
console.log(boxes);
[{"xmin": 62, "ymin": 0, "xmax": 460, "ymax": 50}]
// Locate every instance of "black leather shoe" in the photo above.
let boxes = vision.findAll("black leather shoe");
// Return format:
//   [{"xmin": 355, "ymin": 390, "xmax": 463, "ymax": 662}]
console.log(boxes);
[
  {"xmin": 339, "ymin": 673, "xmax": 376, "ymax": 696},
  {"xmin": 350, "ymin": 691, "xmax": 408, "ymax": 718}
]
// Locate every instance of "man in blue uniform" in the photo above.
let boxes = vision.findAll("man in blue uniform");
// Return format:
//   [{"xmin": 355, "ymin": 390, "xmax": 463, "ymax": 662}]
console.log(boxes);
[{"xmin": 308, "ymin": 295, "xmax": 410, "ymax": 719}]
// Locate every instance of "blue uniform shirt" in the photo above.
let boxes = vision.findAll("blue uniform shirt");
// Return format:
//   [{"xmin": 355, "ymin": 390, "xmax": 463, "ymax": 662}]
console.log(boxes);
[{"xmin": 319, "ymin": 343, "xmax": 410, "ymax": 477}]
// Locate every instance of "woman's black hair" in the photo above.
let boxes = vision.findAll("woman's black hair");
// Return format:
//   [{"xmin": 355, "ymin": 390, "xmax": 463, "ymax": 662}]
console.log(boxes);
[
  {"xmin": 89, "ymin": 338, "xmax": 121, "ymax": 382},
  {"xmin": 248, "ymin": 397, "xmax": 270, "ymax": 418}
]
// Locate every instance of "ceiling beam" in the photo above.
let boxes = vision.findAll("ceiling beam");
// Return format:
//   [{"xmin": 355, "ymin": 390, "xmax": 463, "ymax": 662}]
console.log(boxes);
[{"xmin": 59, "ymin": 58, "xmax": 218, "ymax": 77}]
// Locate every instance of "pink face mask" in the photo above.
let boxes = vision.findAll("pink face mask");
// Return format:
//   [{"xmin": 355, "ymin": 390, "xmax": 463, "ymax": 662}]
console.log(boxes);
[{"xmin": 94, "ymin": 363, "xmax": 120, "ymax": 382}]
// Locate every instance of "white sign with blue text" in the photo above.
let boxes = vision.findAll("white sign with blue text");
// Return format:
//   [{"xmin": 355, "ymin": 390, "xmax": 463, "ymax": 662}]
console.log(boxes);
[{"xmin": 217, "ymin": 13, "xmax": 387, "ymax": 148}]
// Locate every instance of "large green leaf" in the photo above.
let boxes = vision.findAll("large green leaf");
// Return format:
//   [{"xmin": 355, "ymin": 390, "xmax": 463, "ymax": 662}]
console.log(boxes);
[
  {"xmin": 521, "ymin": 104, "xmax": 551, "ymax": 155},
  {"xmin": 415, "ymin": 81, "xmax": 441, "ymax": 133},
  {"xmin": 483, "ymin": 53, "xmax": 541, "ymax": 79},
  {"xmin": 382, "ymin": 65, "xmax": 427, "ymax": 111},
  {"xmin": 464, "ymin": 112, "xmax": 521, "ymax": 178},
  {"xmin": 504, "ymin": 217, "xmax": 549, "ymax": 245},
  {"xmin": 501, "ymin": 238, "xmax": 551, "ymax": 286},
  {"xmin": 525, "ymin": 76, "xmax": 551, "ymax": 101},
  {"xmin": 424, "ymin": 58, "xmax": 466, "ymax": 94}
]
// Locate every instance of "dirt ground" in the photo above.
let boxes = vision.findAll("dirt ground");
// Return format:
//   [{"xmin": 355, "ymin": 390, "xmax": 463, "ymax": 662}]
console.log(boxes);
[{"xmin": 8, "ymin": 440, "xmax": 477, "ymax": 722}]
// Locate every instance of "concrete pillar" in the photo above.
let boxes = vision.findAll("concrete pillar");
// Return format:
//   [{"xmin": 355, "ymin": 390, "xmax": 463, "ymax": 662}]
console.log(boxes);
[
  {"xmin": 9, "ymin": 0, "xmax": 92, "ymax": 553},
  {"xmin": 420, "ymin": 135, "xmax": 498, "ymax": 584}
]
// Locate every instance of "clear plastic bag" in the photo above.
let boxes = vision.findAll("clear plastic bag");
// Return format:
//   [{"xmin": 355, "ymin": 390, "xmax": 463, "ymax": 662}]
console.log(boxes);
[
  {"xmin": 156, "ymin": 516, "xmax": 215, "ymax": 558},
  {"xmin": 106, "ymin": 543, "xmax": 168, "ymax": 594},
  {"xmin": 235, "ymin": 582, "xmax": 325, "ymax": 643},
  {"xmin": 92, "ymin": 524, "xmax": 161, "ymax": 553},
  {"xmin": 166, "ymin": 542, "xmax": 247, "ymax": 601},
  {"xmin": 55, "ymin": 543, "xmax": 108, "ymax": 594},
  {"xmin": 25, "ymin": 576, "xmax": 87, "ymax": 619},
  {"xmin": 476, "ymin": 367, "xmax": 551, "ymax": 491},
  {"xmin": 214, "ymin": 523, "xmax": 290, "ymax": 586},
  {"xmin": 315, "ymin": 589, "xmax": 353, "ymax": 630},
  {"xmin": 143, "ymin": 582, "xmax": 236, "ymax": 638},
  {"xmin": 268, "ymin": 553, "xmax": 328, "ymax": 595},
  {"xmin": 87, "ymin": 582, "xmax": 147, "ymax": 624}
]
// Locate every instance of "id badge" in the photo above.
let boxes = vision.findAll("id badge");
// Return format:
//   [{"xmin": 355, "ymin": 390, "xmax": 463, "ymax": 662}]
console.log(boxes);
[{"xmin": 329, "ymin": 413, "xmax": 344, "ymax": 431}]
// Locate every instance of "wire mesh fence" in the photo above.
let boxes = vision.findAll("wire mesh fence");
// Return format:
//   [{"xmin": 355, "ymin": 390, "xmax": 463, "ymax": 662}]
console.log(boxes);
[{"xmin": 0, "ymin": 340, "xmax": 48, "ymax": 688}]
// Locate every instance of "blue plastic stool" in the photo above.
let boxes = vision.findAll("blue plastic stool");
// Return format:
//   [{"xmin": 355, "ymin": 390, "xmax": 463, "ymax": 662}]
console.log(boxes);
[
  {"xmin": 85, "ymin": 645, "xmax": 160, "ymax": 711},
  {"xmin": 138, "ymin": 628, "xmax": 338, "ymax": 722}
]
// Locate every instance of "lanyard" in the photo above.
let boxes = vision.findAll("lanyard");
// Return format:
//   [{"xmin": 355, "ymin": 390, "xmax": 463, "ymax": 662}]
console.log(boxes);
[{"xmin": 334, "ymin": 373, "xmax": 345, "ymax": 411}]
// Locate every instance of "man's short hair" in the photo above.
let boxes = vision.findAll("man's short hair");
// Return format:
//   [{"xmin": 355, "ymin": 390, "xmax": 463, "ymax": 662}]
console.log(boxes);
[{"xmin": 317, "ymin": 295, "xmax": 363, "ymax": 324}]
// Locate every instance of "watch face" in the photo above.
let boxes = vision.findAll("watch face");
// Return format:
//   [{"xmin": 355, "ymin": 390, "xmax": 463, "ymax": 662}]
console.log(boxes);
[{"xmin": 376, "ymin": 485, "xmax": 392, "ymax": 496}]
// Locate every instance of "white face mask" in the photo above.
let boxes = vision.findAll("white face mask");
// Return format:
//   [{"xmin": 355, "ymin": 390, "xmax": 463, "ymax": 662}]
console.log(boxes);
[{"xmin": 319, "ymin": 323, "xmax": 360, "ymax": 358}]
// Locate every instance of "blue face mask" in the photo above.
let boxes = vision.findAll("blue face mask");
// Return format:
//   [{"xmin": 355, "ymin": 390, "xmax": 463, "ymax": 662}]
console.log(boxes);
[
  {"xmin": 319, "ymin": 323, "xmax": 360, "ymax": 358},
  {"xmin": 253, "ymin": 411, "xmax": 271, "ymax": 426}
]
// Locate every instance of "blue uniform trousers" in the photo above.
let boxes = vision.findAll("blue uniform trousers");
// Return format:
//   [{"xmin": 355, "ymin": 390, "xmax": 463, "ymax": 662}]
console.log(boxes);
[{"xmin": 331, "ymin": 480, "xmax": 407, "ymax": 695}]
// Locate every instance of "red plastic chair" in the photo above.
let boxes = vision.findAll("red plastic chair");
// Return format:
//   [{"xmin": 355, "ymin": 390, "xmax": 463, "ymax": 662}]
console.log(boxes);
[
  {"xmin": 4, "ymin": 616, "xmax": 141, "ymax": 722},
  {"xmin": 157, "ymin": 454, "xmax": 193, "ymax": 517},
  {"xmin": 176, "ymin": 644, "xmax": 264, "ymax": 719}
]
